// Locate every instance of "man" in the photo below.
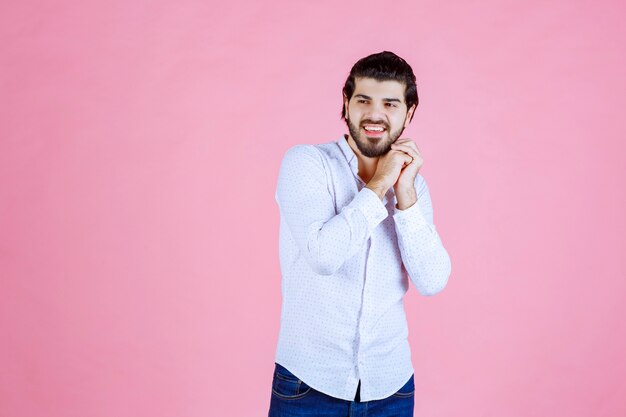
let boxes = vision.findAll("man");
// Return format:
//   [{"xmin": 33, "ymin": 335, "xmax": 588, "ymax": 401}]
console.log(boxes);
[{"xmin": 268, "ymin": 51, "xmax": 452, "ymax": 416}]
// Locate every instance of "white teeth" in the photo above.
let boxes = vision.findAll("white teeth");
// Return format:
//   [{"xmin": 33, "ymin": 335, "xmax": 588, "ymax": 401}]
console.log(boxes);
[{"xmin": 364, "ymin": 126, "xmax": 384, "ymax": 131}]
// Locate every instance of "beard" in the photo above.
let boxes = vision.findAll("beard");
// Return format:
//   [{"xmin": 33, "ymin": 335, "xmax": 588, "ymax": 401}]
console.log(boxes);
[{"xmin": 346, "ymin": 116, "xmax": 406, "ymax": 158}]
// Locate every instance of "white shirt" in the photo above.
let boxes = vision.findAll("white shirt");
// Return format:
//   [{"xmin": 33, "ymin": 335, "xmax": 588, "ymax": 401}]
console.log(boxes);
[{"xmin": 273, "ymin": 134, "xmax": 452, "ymax": 402}]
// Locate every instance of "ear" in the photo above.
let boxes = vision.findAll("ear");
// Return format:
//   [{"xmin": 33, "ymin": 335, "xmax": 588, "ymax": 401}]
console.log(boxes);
[
  {"xmin": 404, "ymin": 104, "xmax": 416, "ymax": 128},
  {"xmin": 343, "ymin": 93, "xmax": 349, "ymax": 117}
]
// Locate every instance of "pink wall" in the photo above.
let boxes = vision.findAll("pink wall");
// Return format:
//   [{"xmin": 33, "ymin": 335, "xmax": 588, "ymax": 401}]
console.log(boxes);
[{"xmin": 1, "ymin": 1, "xmax": 625, "ymax": 416}]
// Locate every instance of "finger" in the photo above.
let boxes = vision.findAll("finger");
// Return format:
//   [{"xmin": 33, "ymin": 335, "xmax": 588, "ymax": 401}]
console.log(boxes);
[
  {"xmin": 392, "ymin": 149, "xmax": 422, "ymax": 170},
  {"xmin": 390, "ymin": 143, "xmax": 420, "ymax": 158},
  {"xmin": 396, "ymin": 143, "xmax": 420, "ymax": 155},
  {"xmin": 392, "ymin": 139, "xmax": 419, "ymax": 152},
  {"xmin": 391, "ymin": 139, "xmax": 418, "ymax": 149},
  {"xmin": 393, "ymin": 137, "xmax": 413, "ymax": 144},
  {"xmin": 393, "ymin": 138, "xmax": 417, "ymax": 147},
  {"xmin": 393, "ymin": 150, "xmax": 417, "ymax": 167},
  {"xmin": 390, "ymin": 150, "xmax": 414, "ymax": 166}
]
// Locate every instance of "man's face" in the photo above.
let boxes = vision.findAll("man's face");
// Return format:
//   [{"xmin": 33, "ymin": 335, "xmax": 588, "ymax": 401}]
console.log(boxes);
[{"xmin": 344, "ymin": 77, "xmax": 415, "ymax": 158}]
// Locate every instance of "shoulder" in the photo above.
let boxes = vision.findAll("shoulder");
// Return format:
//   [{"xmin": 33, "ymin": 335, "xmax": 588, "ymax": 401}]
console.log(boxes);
[
  {"xmin": 277, "ymin": 144, "xmax": 329, "ymax": 178},
  {"xmin": 281, "ymin": 142, "xmax": 322, "ymax": 157},
  {"xmin": 280, "ymin": 141, "xmax": 337, "ymax": 166},
  {"xmin": 314, "ymin": 141, "xmax": 341, "ymax": 159}
]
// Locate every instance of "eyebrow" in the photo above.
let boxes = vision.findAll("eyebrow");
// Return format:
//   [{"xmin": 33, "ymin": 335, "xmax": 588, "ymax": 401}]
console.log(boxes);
[{"xmin": 354, "ymin": 94, "xmax": 402, "ymax": 103}]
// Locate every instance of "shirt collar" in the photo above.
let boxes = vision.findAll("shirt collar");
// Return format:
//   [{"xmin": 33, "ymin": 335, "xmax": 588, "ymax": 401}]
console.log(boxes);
[{"xmin": 337, "ymin": 134, "xmax": 359, "ymax": 174}]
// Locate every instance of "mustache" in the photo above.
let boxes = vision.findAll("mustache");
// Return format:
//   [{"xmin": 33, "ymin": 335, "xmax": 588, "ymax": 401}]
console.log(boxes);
[{"xmin": 360, "ymin": 120, "xmax": 389, "ymax": 129}]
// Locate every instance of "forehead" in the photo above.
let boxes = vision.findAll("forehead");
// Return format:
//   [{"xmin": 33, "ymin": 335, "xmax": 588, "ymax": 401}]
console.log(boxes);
[{"xmin": 352, "ymin": 77, "xmax": 406, "ymax": 102}]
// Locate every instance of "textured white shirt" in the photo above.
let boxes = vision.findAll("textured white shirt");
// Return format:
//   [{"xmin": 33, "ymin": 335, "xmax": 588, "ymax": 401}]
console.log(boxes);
[{"xmin": 273, "ymin": 134, "xmax": 452, "ymax": 402}]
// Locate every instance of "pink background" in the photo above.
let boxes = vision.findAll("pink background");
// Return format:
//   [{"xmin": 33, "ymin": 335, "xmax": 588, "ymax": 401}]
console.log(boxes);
[{"xmin": 1, "ymin": 1, "xmax": 625, "ymax": 416}]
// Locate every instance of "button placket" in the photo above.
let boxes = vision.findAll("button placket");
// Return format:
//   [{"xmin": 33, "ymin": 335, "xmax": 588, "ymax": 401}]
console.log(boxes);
[{"xmin": 357, "ymin": 231, "xmax": 376, "ymax": 377}]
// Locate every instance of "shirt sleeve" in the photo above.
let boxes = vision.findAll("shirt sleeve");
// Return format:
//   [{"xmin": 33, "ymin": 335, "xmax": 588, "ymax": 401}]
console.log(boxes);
[
  {"xmin": 275, "ymin": 144, "xmax": 388, "ymax": 276},
  {"xmin": 392, "ymin": 175, "xmax": 452, "ymax": 296}
]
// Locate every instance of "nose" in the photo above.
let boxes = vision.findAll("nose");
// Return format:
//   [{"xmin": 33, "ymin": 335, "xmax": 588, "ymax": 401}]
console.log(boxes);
[{"xmin": 364, "ymin": 102, "xmax": 387, "ymax": 121}]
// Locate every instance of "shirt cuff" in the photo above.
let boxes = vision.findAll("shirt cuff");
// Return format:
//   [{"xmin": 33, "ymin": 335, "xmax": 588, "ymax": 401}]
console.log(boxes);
[
  {"xmin": 392, "ymin": 199, "xmax": 428, "ymax": 228},
  {"xmin": 343, "ymin": 186, "xmax": 388, "ymax": 230}
]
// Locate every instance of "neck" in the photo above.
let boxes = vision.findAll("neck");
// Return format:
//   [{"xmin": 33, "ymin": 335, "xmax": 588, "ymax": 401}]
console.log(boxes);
[{"xmin": 346, "ymin": 134, "xmax": 379, "ymax": 184}]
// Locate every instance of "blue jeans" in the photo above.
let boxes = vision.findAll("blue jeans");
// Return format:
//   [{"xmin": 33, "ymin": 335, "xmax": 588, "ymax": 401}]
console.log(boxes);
[{"xmin": 268, "ymin": 362, "xmax": 415, "ymax": 416}]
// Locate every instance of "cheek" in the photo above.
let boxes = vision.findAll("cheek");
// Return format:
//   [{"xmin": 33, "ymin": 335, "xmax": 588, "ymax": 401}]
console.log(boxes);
[
  {"xmin": 397, "ymin": 113, "xmax": 409, "ymax": 127},
  {"xmin": 391, "ymin": 115, "xmax": 405, "ymax": 128},
  {"xmin": 347, "ymin": 109, "xmax": 361, "ymax": 122}
]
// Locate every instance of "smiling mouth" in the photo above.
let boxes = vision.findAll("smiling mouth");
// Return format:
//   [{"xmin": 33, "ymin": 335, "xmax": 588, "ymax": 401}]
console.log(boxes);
[
  {"xmin": 363, "ymin": 124, "xmax": 386, "ymax": 132},
  {"xmin": 362, "ymin": 124, "xmax": 387, "ymax": 137}
]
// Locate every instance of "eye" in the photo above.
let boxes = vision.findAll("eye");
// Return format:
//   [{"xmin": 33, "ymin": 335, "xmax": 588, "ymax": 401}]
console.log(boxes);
[
  {"xmin": 357, "ymin": 99, "xmax": 368, "ymax": 104},
  {"xmin": 385, "ymin": 103, "xmax": 397, "ymax": 108}
]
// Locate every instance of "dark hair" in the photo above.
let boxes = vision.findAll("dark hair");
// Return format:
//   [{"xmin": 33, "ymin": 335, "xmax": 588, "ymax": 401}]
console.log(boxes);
[{"xmin": 341, "ymin": 51, "xmax": 419, "ymax": 122}]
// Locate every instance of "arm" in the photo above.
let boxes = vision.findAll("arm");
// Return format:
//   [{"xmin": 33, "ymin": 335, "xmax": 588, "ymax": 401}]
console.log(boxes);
[
  {"xmin": 392, "ymin": 176, "xmax": 452, "ymax": 296},
  {"xmin": 275, "ymin": 145, "xmax": 388, "ymax": 275}
]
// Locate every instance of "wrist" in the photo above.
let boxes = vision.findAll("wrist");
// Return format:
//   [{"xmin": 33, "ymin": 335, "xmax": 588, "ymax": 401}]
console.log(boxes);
[
  {"xmin": 395, "ymin": 187, "xmax": 417, "ymax": 210},
  {"xmin": 365, "ymin": 181, "xmax": 387, "ymax": 200}
]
